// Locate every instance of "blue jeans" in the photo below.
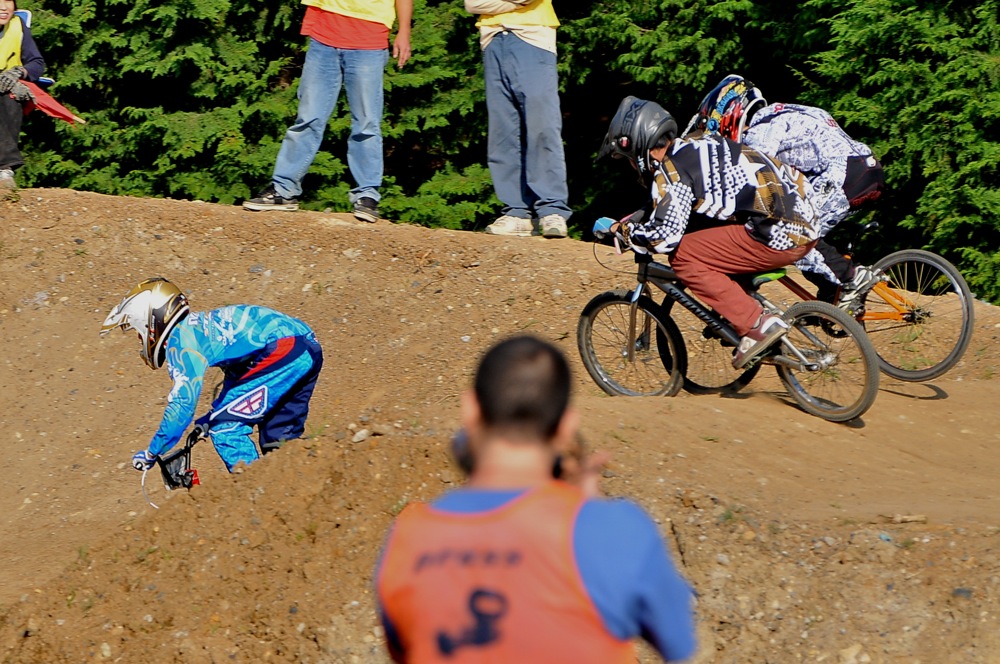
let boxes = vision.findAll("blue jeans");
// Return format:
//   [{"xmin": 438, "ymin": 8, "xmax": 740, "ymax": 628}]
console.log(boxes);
[
  {"xmin": 483, "ymin": 32, "xmax": 571, "ymax": 220},
  {"xmin": 273, "ymin": 39, "xmax": 389, "ymax": 203}
]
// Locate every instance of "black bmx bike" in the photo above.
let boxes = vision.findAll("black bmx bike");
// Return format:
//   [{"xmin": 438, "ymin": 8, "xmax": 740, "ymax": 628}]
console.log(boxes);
[{"xmin": 577, "ymin": 228, "xmax": 881, "ymax": 423}]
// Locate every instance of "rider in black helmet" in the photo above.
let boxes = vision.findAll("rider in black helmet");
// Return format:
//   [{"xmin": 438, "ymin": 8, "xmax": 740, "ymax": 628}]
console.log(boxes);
[
  {"xmin": 598, "ymin": 95, "xmax": 679, "ymax": 188},
  {"xmin": 599, "ymin": 95, "xmax": 821, "ymax": 369}
]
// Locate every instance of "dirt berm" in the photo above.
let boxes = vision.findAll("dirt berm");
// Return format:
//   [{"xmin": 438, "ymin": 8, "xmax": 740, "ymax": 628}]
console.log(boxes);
[{"xmin": 1, "ymin": 189, "xmax": 999, "ymax": 663}]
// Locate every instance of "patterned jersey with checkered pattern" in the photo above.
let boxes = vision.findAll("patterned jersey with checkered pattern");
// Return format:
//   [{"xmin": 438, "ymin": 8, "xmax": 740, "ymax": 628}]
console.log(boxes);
[{"xmin": 625, "ymin": 134, "xmax": 818, "ymax": 254}]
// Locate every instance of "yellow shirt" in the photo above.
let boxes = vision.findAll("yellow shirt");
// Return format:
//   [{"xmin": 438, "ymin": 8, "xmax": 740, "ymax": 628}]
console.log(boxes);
[
  {"xmin": 469, "ymin": 0, "xmax": 558, "ymax": 53},
  {"xmin": 0, "ymin": 14, "xmax": 25, "ymax": 70},
  {"xmin": 475, "ymin": 0, "xmax": 558, "ymax": 28}
]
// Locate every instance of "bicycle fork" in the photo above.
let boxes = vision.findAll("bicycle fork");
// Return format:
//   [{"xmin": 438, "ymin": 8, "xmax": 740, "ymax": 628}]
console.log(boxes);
[{"xmin": 625, "ymin": 283, "xmax": 651, "ymax": 361}]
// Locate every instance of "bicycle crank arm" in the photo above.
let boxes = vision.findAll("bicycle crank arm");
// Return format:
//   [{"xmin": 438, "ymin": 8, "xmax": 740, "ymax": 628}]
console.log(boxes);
[{"xmin": 776, "ymin": 338, "xmax": 832, "ymax": 371}]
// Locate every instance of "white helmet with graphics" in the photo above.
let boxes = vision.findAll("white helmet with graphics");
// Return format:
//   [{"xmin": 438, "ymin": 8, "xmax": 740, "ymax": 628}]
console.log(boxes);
[{"xmin": 101, "ymin": 277, "xmax": 190, "ymax": 370}]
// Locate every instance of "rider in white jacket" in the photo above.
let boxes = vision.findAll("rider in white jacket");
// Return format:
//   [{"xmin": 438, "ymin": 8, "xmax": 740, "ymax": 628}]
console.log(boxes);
[{"xmin": 688, "ymin": 76, "xmax": 885, "ymax": 305}]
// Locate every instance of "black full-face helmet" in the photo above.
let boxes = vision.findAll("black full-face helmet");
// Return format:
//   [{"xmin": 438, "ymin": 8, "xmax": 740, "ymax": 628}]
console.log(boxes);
[{"xmin": 598, "ymin": 96, "xmax": 679, "ymax": 185}]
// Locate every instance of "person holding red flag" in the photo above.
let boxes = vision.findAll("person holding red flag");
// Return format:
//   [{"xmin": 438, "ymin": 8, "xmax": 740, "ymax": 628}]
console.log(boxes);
[{"xmin": 0, "ymin": 0, "xmax": 45, "ymax": 189}]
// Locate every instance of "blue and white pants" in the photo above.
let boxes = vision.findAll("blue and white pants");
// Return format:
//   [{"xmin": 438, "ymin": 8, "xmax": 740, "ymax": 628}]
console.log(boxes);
[{"xmin": 207, "ymin": 335, "xmax": 323, "ymax": 471}]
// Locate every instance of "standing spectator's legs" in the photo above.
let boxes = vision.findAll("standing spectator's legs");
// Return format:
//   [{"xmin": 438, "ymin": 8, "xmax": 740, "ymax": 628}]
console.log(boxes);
[
  {"xmin": 0, "ymin": 95, "xmax": 25, "ymax": 170},
  {"xmin": 509, "ymin": 38, "xmax": 570, "ymax": 221},
  {"xmin": 342, "ymin": 48, "xmax": 389, "ymax": 205},
  {"xmin": 272, "ymin": 39, "xmax": 345, "ymax": 200},
  {"xmin": 483, "ymin": 33, "xmax": 530, "ymax": 220},
  {"xmin": 672, "ymin": 224, "xmax": 815, "ymax": 335}
]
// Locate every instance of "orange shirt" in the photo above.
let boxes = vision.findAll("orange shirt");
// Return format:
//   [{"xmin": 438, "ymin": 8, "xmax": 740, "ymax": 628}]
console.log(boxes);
[
  {"xmin": 301, "ymin": 6, "xmax": 390, "ymax": 50},
  {"xmin": 378, "ymin": 481, "xmax": 635, "ymax": 663}
]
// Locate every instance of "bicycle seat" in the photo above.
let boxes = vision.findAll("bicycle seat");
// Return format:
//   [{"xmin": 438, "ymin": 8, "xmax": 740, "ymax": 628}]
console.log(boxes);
[{"xmin": 749, "ymin": 268, "xmax": 787, "ymax": 289}]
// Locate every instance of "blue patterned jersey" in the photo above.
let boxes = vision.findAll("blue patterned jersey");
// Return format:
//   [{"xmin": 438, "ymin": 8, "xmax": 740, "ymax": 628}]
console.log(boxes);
[{"xmin": 148, "ymin": 305, "xmax": 315, "ymax": 455}]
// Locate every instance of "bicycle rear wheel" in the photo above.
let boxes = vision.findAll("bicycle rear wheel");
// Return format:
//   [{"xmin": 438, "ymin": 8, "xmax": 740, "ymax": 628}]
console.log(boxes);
[
  {"xmin": 578, "ymin": 290, "xmax": 685, "ymax": 397},
  {"xmin": 662, "ymin": 296, "xmax": 760, "ymax": 395},
  {"xmin": 776, "ymin": 301, "xmax": 880, "ymax": 422},
  {"xmin": 860, "ymin": 249, "xmax": 974, "ymax": 382}
]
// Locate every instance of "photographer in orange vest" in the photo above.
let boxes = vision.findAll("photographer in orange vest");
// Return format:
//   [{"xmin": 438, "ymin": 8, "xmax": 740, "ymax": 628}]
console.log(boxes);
[{"xmin": 376, "ymin": 335, "xmax": 696, "ymax": 662}]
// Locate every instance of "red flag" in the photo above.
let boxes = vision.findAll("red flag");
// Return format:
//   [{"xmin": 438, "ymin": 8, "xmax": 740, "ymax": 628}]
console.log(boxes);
[{"xmin": 17, "ymin": 80, "xmax": 86, "ymax": 125}]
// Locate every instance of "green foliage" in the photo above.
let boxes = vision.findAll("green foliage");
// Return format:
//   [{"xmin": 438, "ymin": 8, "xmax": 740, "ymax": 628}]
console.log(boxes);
[
  {"xmin": 22, "ymin": 0, "xmax": 303, "ymax": 202},
  {"xmin": 15, "ymin": 0, "xmax": 1000, "ymax": 302},
  {"xmin": 387, "ymin": 163, "xmax": 497, "ymax": 230},
  {"xmin": 805, "ymin": 0, "xmax": 1000, "ymax": 302}
]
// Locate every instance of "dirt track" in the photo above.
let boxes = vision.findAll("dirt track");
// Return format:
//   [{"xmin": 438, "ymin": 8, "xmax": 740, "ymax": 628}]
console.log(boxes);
[{"xmin": 1, "ymin": 189, "xmax": 999, "ymax": 663}]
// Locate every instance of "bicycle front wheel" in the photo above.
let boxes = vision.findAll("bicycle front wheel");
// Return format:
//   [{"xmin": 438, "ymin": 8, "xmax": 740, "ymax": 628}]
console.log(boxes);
[
  {"xmin": 578, "ymin": 290, "xmax": 685, "ymax": 397},
  {"xmin": 860, "ymin": 249, "xmax": 974, "ymax": 382},
  {"xmin": 777, "ymin": 301, "xmax": 880, "ymax": 422}
]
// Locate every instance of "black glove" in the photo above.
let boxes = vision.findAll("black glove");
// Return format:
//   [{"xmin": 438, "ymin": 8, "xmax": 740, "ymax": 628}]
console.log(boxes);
[
  {"xmin": 10, "ymin": 82, "xmax": 34, "ymax": 103},
  {"xmin": 0, "ymin": 67, "xmax": 26, "ymax": 94}
]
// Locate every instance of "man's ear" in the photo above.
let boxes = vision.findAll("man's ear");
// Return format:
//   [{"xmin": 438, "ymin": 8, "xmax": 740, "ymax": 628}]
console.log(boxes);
[
  {"xmin": 551, "ymin": 406, "xmax": 581, "ymax": 454},
  {"xmin": 460, "ymin": 389, "xmax": 483, "ymax": 439}
]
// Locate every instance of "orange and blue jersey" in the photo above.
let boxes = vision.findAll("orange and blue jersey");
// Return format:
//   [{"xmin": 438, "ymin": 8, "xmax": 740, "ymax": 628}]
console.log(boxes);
[{"xmin": 377, "ymin": 481, "xmax": 696, "ymax": 662}]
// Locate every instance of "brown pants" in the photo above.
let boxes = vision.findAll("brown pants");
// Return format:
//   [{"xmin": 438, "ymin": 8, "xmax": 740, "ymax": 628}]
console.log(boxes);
[{"xmin": 671, "ymin": 224, "xmax": 816, "ymax": 336}]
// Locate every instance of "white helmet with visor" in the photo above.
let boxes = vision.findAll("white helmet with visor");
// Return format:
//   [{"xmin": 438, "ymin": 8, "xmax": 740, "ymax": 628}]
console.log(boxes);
[{"xmin": 101, "ymin": 277, "xmax": 189, "ymax": 369}]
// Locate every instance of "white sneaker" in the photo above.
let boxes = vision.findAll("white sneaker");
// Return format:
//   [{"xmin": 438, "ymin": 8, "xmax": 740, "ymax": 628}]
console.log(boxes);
[
  {"xmin": 845, "ymin": 265, "xmax": 879, "ymax": 292},
  {"xmin": 485, "ymin": 215, "xmax": 536, "ymax": 237},
  {"xmin": 838, "ymin": 265, "xmax": 880, "ymax": 311},
  {"xmin": 539, "ymin": 214, "xmax": 568, "ymax": 238},
  {"xmin": 732, "ymin": 313, "xmax": 789, "ymax": 368},
  {"xmin": 0, "ymin": 168, "xmax": 15, "ymax": 189}
]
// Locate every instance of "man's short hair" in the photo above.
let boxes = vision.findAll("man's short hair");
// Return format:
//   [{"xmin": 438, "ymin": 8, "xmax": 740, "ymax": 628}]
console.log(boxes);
[{"xmin": 474, "ymin": 335, "xmax": 571, "ymax": 441}]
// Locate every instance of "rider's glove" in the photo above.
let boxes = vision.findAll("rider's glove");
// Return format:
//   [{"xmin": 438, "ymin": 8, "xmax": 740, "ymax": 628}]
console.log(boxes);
[
  {"xmin": 593, "ymin": 216, "xmax": 616, "ymax": 240},
  {"xmin": 192, "ymin": 413, "xmax": 212, "ymax": 439},
  {"xmin": 0, "ymin": 67, "xmax": 26, "ymax": 94},
  {"xmin": 131, "ymin": 449, "xmax": 157, "ymax": 471},
  {"xmin": 621, "ymin": 208, "xmax": 646, "ymax": 227}
]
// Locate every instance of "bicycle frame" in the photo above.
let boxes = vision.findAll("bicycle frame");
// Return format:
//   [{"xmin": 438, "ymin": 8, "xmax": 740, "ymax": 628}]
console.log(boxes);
[
  {"xmin": 630, "ymin": 254, "xmax": 742, "ymax": 347},
  {"xmin": 775, "ymin": 271, "xmax": 918, "ymax": 326},
  {"xmin": 579, "ymin": 239, "xmax": 880, "ymax": 420},
  {"xmin": 639, "ymin": 252, "xmax": 874, "ymax": 375}
]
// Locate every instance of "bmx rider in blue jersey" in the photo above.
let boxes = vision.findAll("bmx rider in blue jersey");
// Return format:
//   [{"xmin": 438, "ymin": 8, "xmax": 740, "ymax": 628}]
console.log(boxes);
[{"xmin": 101, "ymin": 278, "xmax": 324, "ymax": 473}]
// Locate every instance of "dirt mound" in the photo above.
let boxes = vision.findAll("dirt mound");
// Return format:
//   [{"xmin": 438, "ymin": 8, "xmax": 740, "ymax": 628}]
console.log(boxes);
[{"xmin": 1, "ymin": 189, "xmax": 999, "ymax": 663}]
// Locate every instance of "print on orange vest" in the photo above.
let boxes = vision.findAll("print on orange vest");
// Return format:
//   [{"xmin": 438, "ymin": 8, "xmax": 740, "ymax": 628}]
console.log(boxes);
[{"xmin": 436, "ymin": 588, "xmax": 508, "ymax": 656}]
